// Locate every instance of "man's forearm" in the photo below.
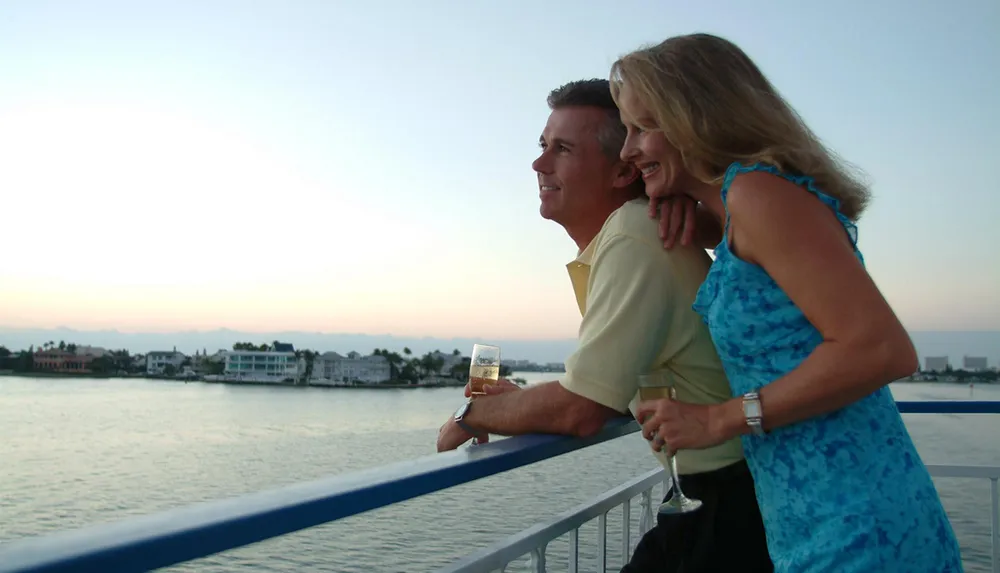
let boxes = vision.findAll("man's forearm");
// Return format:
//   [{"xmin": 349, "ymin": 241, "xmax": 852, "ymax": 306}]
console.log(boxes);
[{"xmin": 463, "ymin": 381, "xmax": 615, "ymax": 437}]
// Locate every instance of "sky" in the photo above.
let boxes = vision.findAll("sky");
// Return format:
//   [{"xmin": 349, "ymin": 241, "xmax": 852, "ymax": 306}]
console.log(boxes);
[{"xmin": 1, "ymin": 0, "xmax": 998, "ymax": 341}]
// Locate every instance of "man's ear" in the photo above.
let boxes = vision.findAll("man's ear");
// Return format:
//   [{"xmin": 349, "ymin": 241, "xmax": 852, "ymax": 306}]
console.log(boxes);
[{"xmin": 613, "ymin": 161, "xmax": 641, "ymax": 190}]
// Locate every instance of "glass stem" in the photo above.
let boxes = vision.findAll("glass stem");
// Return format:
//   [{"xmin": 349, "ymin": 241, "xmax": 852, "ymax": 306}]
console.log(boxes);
[
  {"xmin": 669, "ymin": 451, "xmax": 684, "ymax": 498},
  {"xmin": 666, "ymin": 386, "xmax": 684, "ymax": 498}
]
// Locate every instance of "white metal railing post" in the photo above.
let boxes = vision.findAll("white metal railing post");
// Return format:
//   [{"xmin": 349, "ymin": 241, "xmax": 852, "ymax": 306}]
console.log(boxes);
[
  {"xmin": 529, "ymin": 544, "xmax": 546, "ymax": 573},
  {"xmin": 639, "ymin": 489, "xmax": 654, "ymax": 536},
  {"xmin": 568, "ymin": 529, "xmax": 579, "ymax": 573},
  {"xmin": 991, "ymin": 477, "xmax": 999, "ymax": 573},
  {"xmin": 622, "ymin": 498, "xmax": 632, "ymax": 568},
  {"xmin": 597, "ymin": 512, "xmax": 608, "ymax": 572}
]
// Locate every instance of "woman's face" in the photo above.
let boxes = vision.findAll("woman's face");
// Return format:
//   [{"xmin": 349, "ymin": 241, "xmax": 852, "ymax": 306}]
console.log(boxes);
[{"xmin": 617, "ymin": 84, "xmax": 687, "ymax": 201}]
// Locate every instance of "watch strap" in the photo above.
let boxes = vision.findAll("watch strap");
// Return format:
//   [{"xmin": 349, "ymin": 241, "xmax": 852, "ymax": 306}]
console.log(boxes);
[
  {"xmin": 742, "ymin": 391, "xmax": 765, "ymax": 436},
  {"xmin": 454, "ymin": 400, "xmax": 477, "ymax": 435}
]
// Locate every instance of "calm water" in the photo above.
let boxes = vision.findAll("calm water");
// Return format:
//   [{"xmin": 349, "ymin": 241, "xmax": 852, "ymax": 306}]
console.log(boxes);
[{"xmin": 1, "ymin": 375, "xmax": 997, "ymax": 572}]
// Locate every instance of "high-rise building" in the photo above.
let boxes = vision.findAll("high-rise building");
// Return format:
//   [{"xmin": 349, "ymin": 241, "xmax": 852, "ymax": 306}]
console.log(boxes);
[{"xmin": 924, "ymin": 356, "xmax": 949, "ymax": 372}]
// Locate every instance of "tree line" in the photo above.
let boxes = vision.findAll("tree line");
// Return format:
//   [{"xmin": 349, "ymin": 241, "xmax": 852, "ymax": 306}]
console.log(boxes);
[{"xmin": 0, "ymin": 342, "xmax": 513, "ymax": 383}]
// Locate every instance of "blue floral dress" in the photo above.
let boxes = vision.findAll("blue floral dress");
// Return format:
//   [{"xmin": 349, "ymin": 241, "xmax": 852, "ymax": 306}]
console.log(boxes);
[{"xmin": 692, "ymin": 162, "xmax": 963, "ymax": 572}]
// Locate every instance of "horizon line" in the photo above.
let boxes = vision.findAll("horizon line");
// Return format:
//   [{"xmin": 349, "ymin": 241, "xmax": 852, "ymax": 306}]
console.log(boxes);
[{"xmin": 3, "ymin": 325, "xmax": 1000, "ymax": 336}]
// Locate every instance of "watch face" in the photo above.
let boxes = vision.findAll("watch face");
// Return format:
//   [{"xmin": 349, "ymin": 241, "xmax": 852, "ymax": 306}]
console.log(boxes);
[
  {"xmin": 454, "ymin": 402, "xmax": 470, "ymax": 420},
  {"xmin": 744, "ymin": 401, "xmax": 761, "ymax": 418}
]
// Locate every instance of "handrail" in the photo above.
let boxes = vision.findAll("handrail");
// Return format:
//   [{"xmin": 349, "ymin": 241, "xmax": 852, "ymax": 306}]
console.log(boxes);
[
  {"xmin": 895, "ymin": 400, "xmax": 1000, "ymax": 414},
  {"xmin": 438, "ymin": 464, "xmax": 1000, "ymax": 573},
  {"xmin": 0, "ymin": 419, "xmax": 639, "ymax": 573},
  {"xmin": 438, "ymin": 467, "xmax": 665, "ymax": 573},
  {"xmin": 0, "ymin": 400, "xmax": 997, "ymax": 573}
]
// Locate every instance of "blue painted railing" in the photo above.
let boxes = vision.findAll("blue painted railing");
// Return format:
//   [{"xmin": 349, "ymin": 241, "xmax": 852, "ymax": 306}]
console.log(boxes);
[
  {"xmin": 1, "ymin": 400, "xmax": 997, "ymax": 573},
  {"xmin": 895, "ymin": 400, "xmax": 1000, "ymax": 414}
]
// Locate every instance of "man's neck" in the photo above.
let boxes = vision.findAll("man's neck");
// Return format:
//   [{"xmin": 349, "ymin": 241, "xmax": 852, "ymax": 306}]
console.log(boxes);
[
  {"xmin": 564, "ymin": 205, "xmax": 620, "ymax": 252},
  {"xmin": 563, "ymin": 190, "xmax": 645, "ymax": 251},
  {"xmin": 565, "ymin": 223, "xmax": 600, "ymax": 252}
]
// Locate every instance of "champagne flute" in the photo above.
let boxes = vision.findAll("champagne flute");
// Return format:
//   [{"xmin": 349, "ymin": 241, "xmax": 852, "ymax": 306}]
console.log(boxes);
[
  {"xmin": 637, "ymin": 371, "xmax": 702, "ymax": 515},
  {"xmin": 468, "ymin": 344, "xmax": 500, "ymax": 445}
]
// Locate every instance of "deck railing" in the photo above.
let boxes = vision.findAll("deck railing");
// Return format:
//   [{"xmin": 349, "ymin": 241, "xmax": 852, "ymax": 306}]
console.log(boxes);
[
  {"xmin": 0, "ymin": 400, "xmax": 997, "ymax": 573},
  {"xmin": 438, "ymin": 463, "xmax": 1000, "ymax": 573}
]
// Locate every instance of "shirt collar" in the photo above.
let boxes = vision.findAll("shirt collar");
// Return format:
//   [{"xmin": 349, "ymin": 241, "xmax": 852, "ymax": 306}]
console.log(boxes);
[
  {"xmin": 565, "ymin": 235, "xmax": 599, "ymax": 316},
  {"xmin": 568, "ymin": 233, "xmax": 599, "ymax": 268}
]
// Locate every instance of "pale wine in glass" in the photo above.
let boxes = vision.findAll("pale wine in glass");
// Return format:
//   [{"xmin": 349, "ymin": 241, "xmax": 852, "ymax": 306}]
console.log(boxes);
[
  {"xmin": 467, "ymin": 344, "xmax": 500, "ymax": 446},
  {"xmin": 637, "ymin": 371, "xmax": 703, "ymax": 515},
  {"xmin": 469, "ymin": 344, "xmax": 501, "ymax": 396}
]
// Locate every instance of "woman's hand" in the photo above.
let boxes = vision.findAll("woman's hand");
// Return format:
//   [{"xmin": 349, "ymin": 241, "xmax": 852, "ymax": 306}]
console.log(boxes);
[
  {"xmin": 649, "ymin": 195, "xmax": 697, "ymax": 249},
  {"xmin": 635, "ymin": 396, "xmax": 733, "ymax": 455},
  {"xmin": 649, "ymin": 195, "xmax": 723, "ymax": 250}
]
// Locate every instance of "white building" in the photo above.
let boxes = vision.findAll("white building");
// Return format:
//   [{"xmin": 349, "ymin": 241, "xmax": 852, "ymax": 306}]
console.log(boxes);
[
  {"xmin": 223, "ymin": 345, "xmax": 298, "ymax": 383},
  {"xmin": 431, "ymin": 350, "xmax": 466, "ymax": 378},
  {"xmin": 146, "ymin": 350, "xmax": 187, "ymax": 375},
  {"xmin": 963, "ymin": 356, "xmax": 988, "ymax": 371},
  {"xmin": 309, "ymin": 351, "xmax": 390, "ymax": 385},
  {"xmin": 74, "ymin": 345, "xmax": 108, "ymax": 358},
  {"xmin": 924, "ymin": 356, "xmax": 950, "ymax": 373}
]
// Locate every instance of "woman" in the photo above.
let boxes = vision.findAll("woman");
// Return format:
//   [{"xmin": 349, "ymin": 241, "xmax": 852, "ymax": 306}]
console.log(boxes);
[{"xmin": 613, "ymin": 33, "xmax": 962, "ymax": 572}]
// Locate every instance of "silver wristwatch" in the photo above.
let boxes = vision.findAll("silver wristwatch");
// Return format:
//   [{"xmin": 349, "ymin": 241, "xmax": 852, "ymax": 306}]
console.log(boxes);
[
  {"xmin": 453, "ymin": 400, "xmax": 476, "ymax": 434},
  {"xmin": 742, "ymin": 392, "xmax": 765, "ymax": 436}
]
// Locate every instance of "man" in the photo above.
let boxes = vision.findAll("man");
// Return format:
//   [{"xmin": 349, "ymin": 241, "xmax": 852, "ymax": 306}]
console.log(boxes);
[{"xmin": 436, "ymin": 79, "xmax": 772, "ymax": 572}]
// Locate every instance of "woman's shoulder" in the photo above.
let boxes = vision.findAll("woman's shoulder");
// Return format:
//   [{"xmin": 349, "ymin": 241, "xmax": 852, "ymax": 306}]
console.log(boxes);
[
  {"xmin": 724, "ymin": 162, "xmax": 845, "ymax": 217},
  {"xmin": 725, "ymin": 168, "xmax": 825, "ymax": 225},
  {"xmin": 724, "ymin": 162, "xmax": 861, "ymax": 255}
]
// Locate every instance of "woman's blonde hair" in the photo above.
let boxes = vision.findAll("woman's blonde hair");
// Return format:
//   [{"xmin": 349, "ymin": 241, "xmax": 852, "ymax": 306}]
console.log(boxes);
[{"xmin": 610, "ymin": 33, "xmax": 870, "ymax": 220}]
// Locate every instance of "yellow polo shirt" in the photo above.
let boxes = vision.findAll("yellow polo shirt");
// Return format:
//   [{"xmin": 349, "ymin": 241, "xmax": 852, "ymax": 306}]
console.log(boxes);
[{"xmin": 559, "ymin": 198, "xmax": 744, "ymax": 475}]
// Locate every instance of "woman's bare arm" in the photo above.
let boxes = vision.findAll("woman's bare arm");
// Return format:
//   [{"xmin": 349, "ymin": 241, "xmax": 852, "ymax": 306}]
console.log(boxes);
[{"xmin": 714, "ymin": 171, "xmax": 917, "ymax": 437}]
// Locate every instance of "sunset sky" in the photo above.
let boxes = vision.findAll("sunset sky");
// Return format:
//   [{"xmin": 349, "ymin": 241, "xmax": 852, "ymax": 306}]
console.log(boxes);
[{"xmin": 1, "ymin": 0, "xmax": 998, "ymax": 340}]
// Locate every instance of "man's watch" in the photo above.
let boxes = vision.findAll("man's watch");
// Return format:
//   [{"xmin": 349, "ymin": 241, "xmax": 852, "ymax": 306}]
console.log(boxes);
[
  {"xmin": 742, "ymin": 392, "xmax": 765, "ymax": 436},
  {"xmin": 453, "ymin": 400, "xmax": 476, "ymax": 435}
]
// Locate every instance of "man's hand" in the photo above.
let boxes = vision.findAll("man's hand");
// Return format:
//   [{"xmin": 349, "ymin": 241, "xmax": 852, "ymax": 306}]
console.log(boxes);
[
  {"xmin": 648, "ymin": 195, "xmax": 698, "ymax": 249},
  {"xmin": 437, "ymin": 380, "xmax": 523, "ymax": 451},
  {"xmin": 463, "ymin": 378, "xmax": 521, "ymax": 398},
  {"xmin": 436, "ymin": 379, "xmax": 522, "ymax": 451},
  {"xmin": 437, "ymin": 417, "xmax": 480, "ymax": 451}
]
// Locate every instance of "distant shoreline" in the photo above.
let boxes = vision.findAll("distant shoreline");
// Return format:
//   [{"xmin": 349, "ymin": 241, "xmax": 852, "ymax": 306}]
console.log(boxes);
[
  {"xmin": 0, "ymin": 371, "xmax": 537, "ymax": 389},
  {"xmin": 0, "ymin": 371, "xmax": 990, "ymax": 389}
]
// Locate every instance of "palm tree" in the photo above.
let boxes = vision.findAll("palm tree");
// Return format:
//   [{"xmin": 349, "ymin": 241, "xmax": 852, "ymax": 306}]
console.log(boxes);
[
  {"xmin": 386, "ymin": 351, "xmax": 404, "ymax": 380},
  {"xmin": 419, "ymin": 353, "xmax": 445, "ymax": 378},
  {"xmin": 301, "ymin": 350, "xmax": 317, "ymax": 383}
]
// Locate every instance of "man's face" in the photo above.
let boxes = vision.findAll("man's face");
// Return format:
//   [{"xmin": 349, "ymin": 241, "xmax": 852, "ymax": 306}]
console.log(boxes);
[{"xmin": 531, "ymin": 107, "xmax": 621, "ymax": 228}]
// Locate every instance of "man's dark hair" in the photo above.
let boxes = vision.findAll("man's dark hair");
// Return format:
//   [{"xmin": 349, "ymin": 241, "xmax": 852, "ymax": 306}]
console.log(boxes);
[{"xmin": 546, "ymin": 79, "xmax": 627, "ymax": 160}]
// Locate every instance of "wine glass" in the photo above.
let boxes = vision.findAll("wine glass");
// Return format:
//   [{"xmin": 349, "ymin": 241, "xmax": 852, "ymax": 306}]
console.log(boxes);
[
  {"xmin": 637, "ymin": 371, "xmax": 702, "ymax": 515},
  {"xmin": 469, "ymin": 344, "xmax": 500, "ymax": 396},
  {"xmin": 468, "ymin": 344, "xmax": 500, "ymax": 445}
]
